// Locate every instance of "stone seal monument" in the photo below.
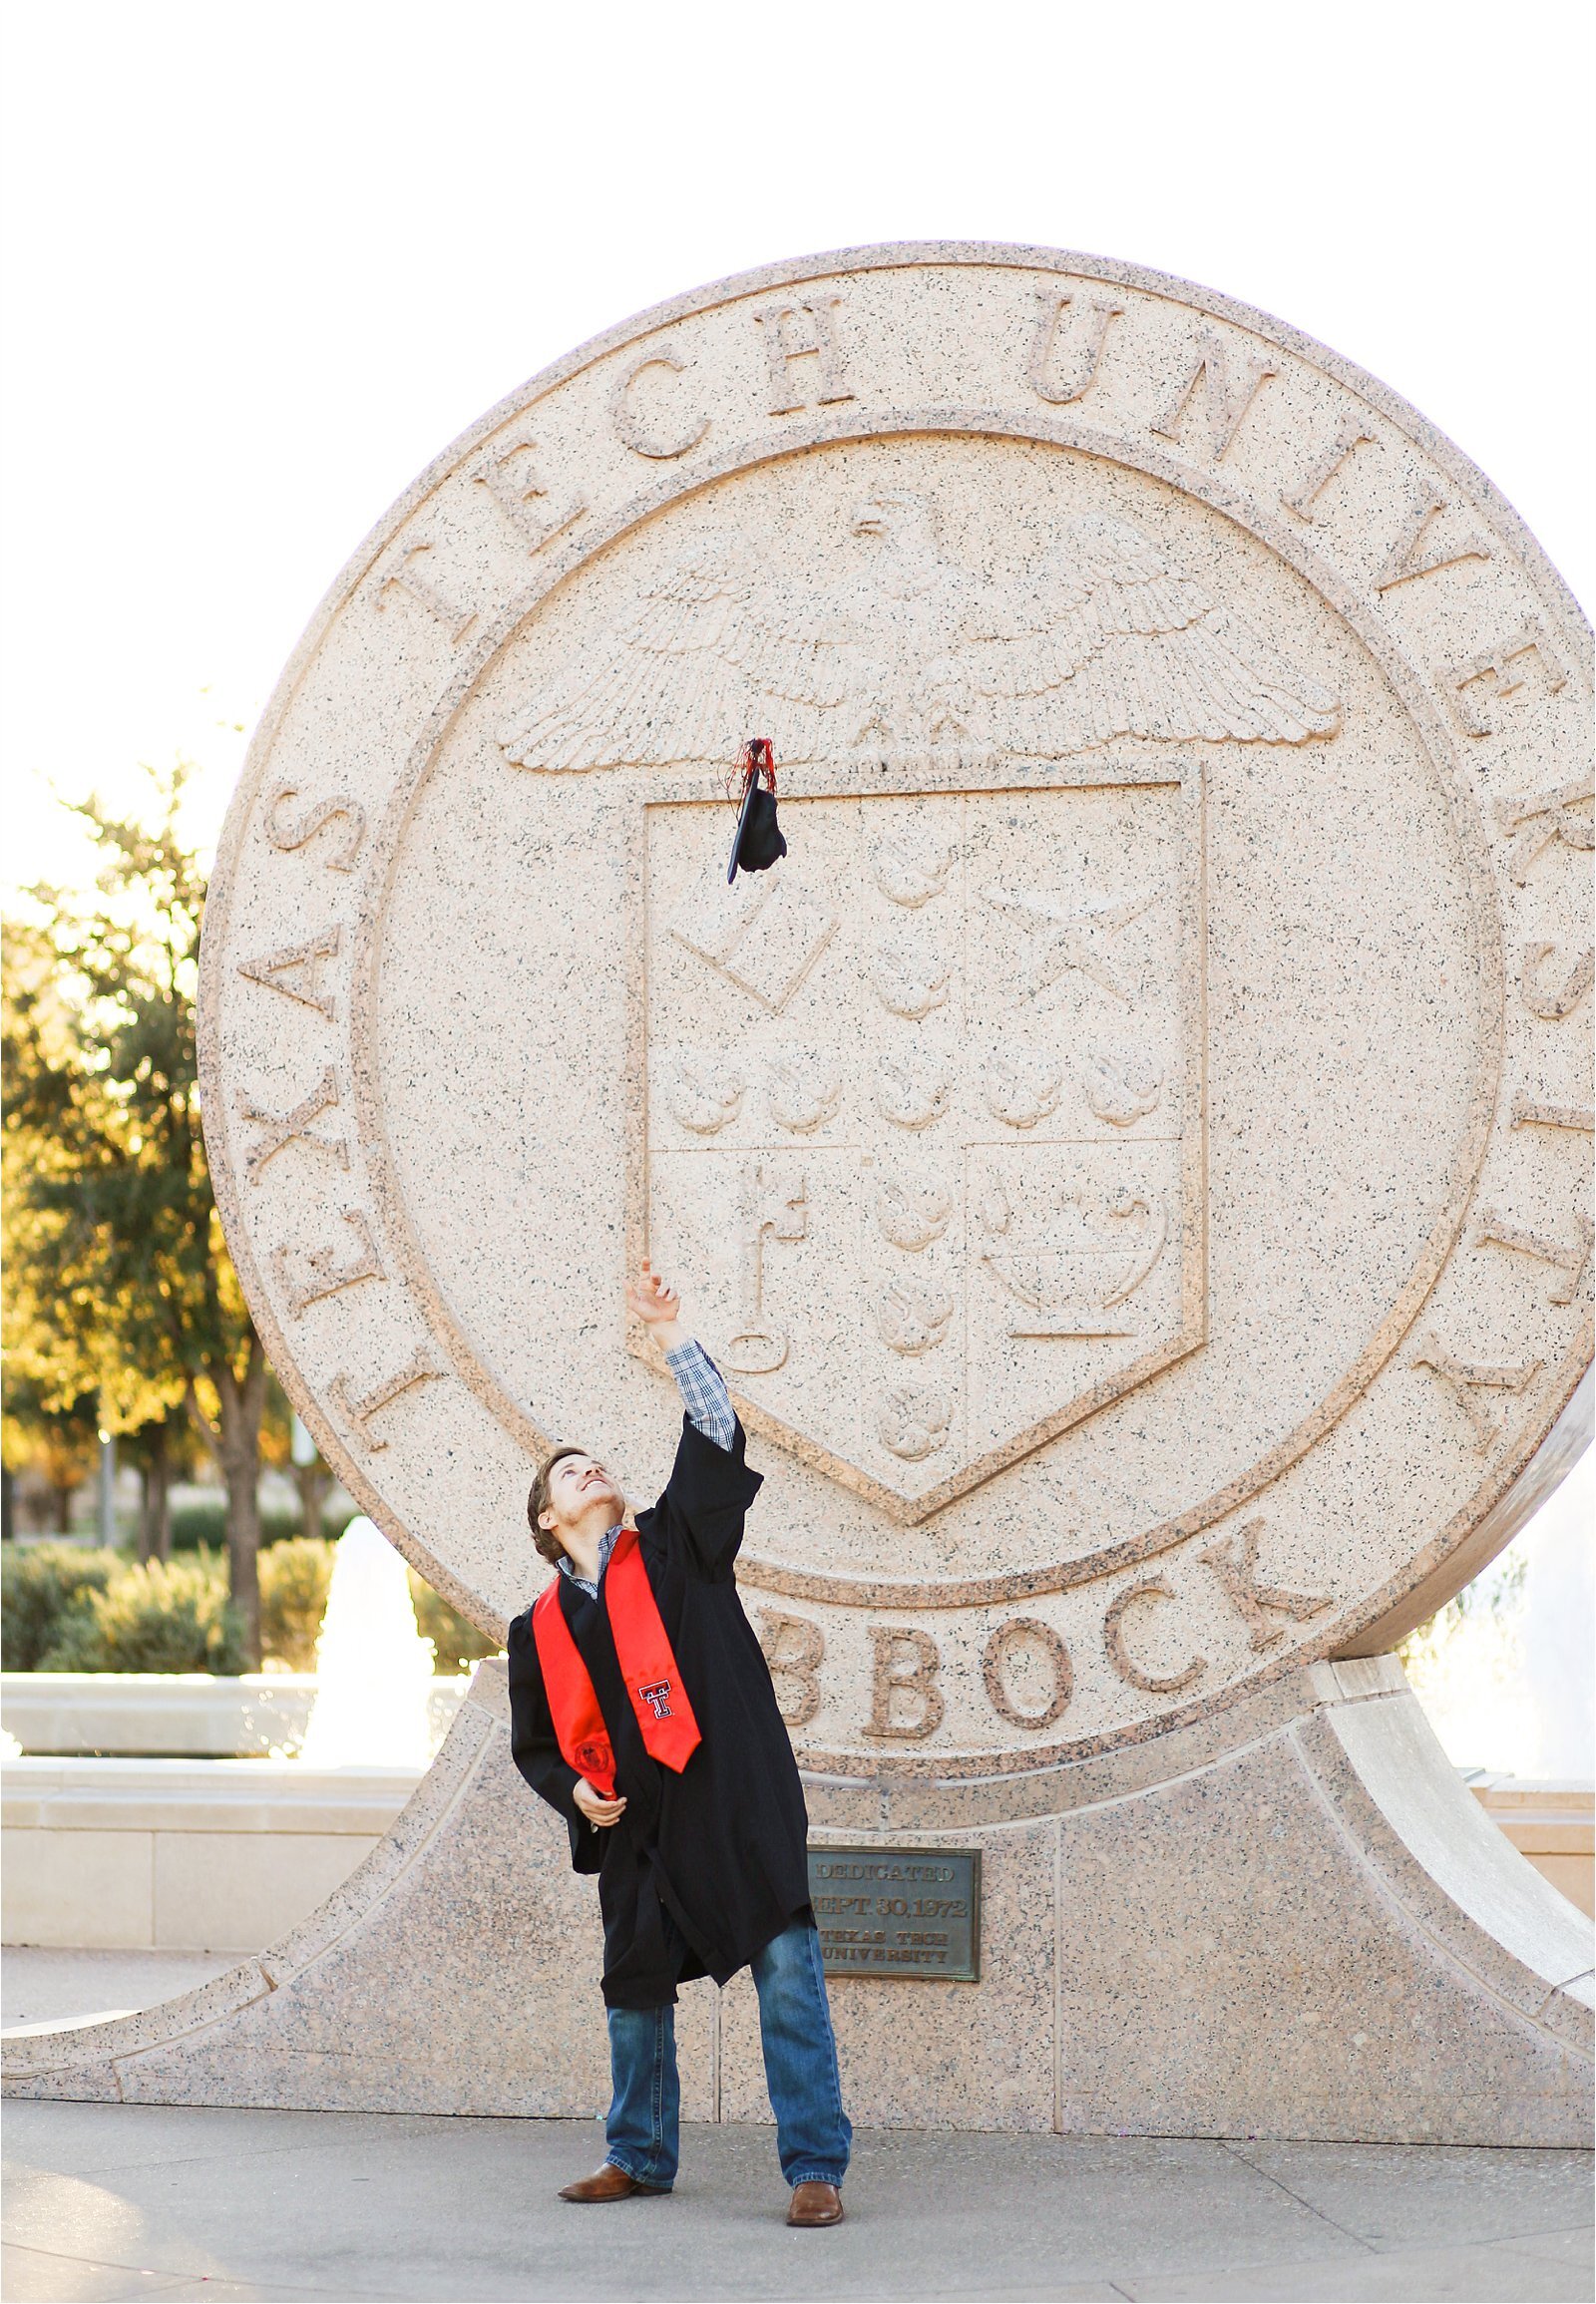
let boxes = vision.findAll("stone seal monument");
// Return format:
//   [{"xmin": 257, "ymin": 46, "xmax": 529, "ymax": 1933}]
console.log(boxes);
[{"xmin": 8, "ymin": 244, "xmax": 1590, "ymax": 2140}]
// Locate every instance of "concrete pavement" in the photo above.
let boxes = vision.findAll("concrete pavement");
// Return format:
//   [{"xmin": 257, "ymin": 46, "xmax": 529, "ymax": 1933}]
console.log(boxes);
[
  {"xmin": 4, "ymin": 1944, "xmax": 1592, "ymax": 2303},
  {"xmin": 3, "ymin": 2098, "xmax": 1591, "ymax": 2303}
]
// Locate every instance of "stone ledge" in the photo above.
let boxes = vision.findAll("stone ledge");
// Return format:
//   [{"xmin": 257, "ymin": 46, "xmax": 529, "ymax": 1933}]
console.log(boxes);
[
  {"xmin": 2, "ymin": 1756, "xmax": 423, "ymax": 1835},
  {"xmin": 1, "ymin": 1758, "xmax": 426, "ymax": 1953},
  {"xmin": 1, "ymin": 1672, "xmax": 468, "ymax": 1756}
]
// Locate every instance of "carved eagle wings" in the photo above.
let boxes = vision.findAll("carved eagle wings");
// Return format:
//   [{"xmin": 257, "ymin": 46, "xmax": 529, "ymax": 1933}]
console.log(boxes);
[{"xmin": 499, "ymin": 494, "xmax": 1341, "ymax": 773}]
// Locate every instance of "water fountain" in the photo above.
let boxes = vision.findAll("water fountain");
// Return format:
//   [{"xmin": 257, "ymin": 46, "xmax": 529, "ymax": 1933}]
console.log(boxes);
[{"xmin": 296, "ymin": 1516, "xmax": 438, "ymax": 1770}]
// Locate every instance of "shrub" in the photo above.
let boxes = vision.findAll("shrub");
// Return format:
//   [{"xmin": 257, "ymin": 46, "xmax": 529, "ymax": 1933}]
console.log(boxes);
[
  {"xmin": 1, "ymin": 1544, "xmax": 119, "ymax": 1670},
  {"xmin": 259, "ymin": 1537, "xmax": 334, "ymax": 1672},
  {"xmin": 35, "ymin": 1551, "xmax": 245, "ymax": 1675},
  {"xmin": 408, "ymin": 1574, "xmax": 501, "ymax": 1675},
  {"xmin": 169, "ymin": 1501, "xmax": 322, "ymax": 1552},
  {"xmin": 3, "ymin": 1532, "xmax": 498, "ymax": 1680}
]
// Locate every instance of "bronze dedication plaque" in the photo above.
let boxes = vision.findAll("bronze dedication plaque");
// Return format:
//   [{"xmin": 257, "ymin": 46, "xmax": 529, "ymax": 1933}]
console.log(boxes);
[{"xmin": 809, "ymin": 1845, "xmax": 982, "ymax": 1979}]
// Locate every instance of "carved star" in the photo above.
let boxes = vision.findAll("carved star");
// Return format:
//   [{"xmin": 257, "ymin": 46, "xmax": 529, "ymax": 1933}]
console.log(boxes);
[{"xmin": 983, "ymin": 883, "xmax": 1159, "ymax": 1004}]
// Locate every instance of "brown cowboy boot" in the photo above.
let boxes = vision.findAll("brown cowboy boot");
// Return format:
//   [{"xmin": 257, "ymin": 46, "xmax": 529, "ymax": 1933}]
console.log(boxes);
[
  {"xmin": 786, "ymin": 2179, "xmax": 844, "ymax": 2226},
  {"xmin": 559, "ymin": 2162, "xmax": 670, "ymax": 2202}
]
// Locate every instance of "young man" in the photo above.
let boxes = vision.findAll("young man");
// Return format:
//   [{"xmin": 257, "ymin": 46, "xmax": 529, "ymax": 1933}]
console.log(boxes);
[{"xmin": 508, "ymin": 1264, "xmax": 852, "ymax": 2225}]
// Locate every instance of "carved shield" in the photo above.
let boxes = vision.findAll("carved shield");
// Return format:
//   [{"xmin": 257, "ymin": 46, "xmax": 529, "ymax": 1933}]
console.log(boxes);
[
  {"xmin": 197, "ymin": 244, "xmax": 1589, "ymax": 1774},
  {"xmin": 640, "ymin": 766, "xmax": 1205, "ymax": 1518}
]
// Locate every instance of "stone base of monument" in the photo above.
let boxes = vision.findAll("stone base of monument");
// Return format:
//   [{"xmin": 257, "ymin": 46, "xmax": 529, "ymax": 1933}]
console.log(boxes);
[{"xmin": 4, "ymin": 1655, "xmax": 1589, "ymax": 2145}]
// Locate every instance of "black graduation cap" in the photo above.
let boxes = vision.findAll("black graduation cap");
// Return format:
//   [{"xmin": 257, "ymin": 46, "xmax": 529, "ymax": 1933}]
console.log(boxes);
[{"xmin": 727, "ymin": 737, "xmax": 787, "ymax": 883}]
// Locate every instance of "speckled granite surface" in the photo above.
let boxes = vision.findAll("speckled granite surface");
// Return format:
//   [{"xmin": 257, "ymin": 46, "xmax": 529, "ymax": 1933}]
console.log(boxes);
[
  {"xmin": 6, "ymin": 1659, "xmax": 1589, "ymax": 2142},
  {"xmin": 17, "ymin": 245, "xmax": 1585, "ymax": 2142},
  {"xmin": 194, "ymin": 243, "xmax": 1590, "ymax": 1774}
]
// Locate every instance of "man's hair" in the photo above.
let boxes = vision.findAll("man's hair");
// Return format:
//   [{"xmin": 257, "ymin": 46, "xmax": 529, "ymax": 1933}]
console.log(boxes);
[{"xmin": 528, "ymin": 1445, "xmax": 587, "ymax": 1565}]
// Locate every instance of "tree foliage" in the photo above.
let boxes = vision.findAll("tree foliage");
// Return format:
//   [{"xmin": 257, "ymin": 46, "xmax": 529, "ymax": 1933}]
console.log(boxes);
[{"xmin": 2, "ymin": 763, "xmax": 270, "ymax": 1658}]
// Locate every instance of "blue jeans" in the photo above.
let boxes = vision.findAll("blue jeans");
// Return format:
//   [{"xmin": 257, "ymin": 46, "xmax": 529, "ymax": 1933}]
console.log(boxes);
[{"xmin": 604, "ymin": 1919, "xmax": 852, "ymax": 2190}]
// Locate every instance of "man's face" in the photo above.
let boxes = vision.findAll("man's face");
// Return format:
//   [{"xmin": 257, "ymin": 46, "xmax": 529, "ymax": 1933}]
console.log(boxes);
[{"xmin": 541, "ymin": 1450, "xmax": 624, "ymax": 1537}]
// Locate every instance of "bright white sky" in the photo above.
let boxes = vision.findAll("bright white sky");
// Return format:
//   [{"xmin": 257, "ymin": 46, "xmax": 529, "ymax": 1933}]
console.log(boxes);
[{"xmin": 1, "ymin": 0, "xmax": 1591, "ymax": 897}]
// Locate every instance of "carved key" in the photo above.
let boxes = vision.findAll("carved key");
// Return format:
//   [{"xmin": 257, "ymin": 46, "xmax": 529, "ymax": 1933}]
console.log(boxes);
[{"xmin": 721, "ymin": 1163, "xmax": 807, "ymax": 1374}]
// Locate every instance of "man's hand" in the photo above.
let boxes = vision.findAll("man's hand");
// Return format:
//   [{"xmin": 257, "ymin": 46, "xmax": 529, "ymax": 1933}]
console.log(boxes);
[
  {"xmin": 626, "ymin": 1261, "xmax": 686, "ymax": 1351},
  {"xmin": 573, "ymin": 1776, "xmax": 627, "ymax": 1828}
]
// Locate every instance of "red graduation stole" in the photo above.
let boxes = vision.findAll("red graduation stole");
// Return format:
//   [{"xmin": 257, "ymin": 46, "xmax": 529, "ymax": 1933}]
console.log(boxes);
[{"xmin": 532, "ymin": 1526, "xmax": 701, "ymax": 1797}]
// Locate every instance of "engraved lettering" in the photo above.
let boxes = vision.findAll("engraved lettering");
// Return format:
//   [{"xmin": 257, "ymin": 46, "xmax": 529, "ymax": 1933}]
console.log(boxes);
[
  {"xmin": 239, "ymin": 1067, "xmax": 348, "ymax": 1184},
  {"xmin": 753, "ymin": 297, "xmax": 855, "ymax": 415},
  {"xmin": 983, "ymin": 1618, "xmax": 1072, "ymax": 1728},
  {"xmin": 1102, "ymin": 1578, "xmax": 1206, "ymax": 1695},
  {"xmin": 757, "ymin": 1609, "xmax": 825, "ymax": 1728},
  {"xmin": 1510, "ymin": 1095, "xmax": 1594, "ymax": 1133},
  {"xmin": 1280, "ymin": 419, "xmax": 1375, "ymax": 522},
  {"xmin": 375, "ymin": 543, "xmax": 476, "ymax": 641},
  {"xmin": 863, "ymin": 1626, "xmax": 945, "ymax": 1739},
  {"xmin": 720, "ymin": 1163, "xmax": 807, "ymax": 1373},
  {"xmin": 1449, "ymin": 620, "xmax": 1568, "ymax": 735},
  {"xmin": 327, "ymin": 1346, "xmax": 443, "ymax": 1452},
  {"xmin": 609, "ymin": 346, "xmax": 709, "ymax": 460},
  {"xmin": 1473, "ymin": 1209, "xmax": 1593, "ymax": 1306},
  {"xmin": 1493, "ymin": 779, "xmax": 1594, "ymax": 884},
  {"xmin": 272, "ymin": 1207, "xmax": 386, "ymax": 1319},
  {"xmin": 1374, "ymin": 486, "xmax": 1491, "ymax": 591},
  {"xmin": 1028, "ymin": 289, "xmax": 1124, "ymax": 405},
  {"xmin": 1198, "ymin": 1518, "xmax": 1332, "ymax": 1652},
  {"xmin": 1150, "ymin": 329, "xmax": 1279, "ymax": 461},
  {"xmin": 1520, "ymin": 942, "xmax": 1595, "ymax": 1021},
  {"xmin": 260, "ymin": 783, "xmax": 366, "ymax": 873},
  {"xmin": 1411, "ymin": 1334, "xmax": 1541, "ymax": 1450},
  {"xmin": 472, "ymin": 437, "xmax": 587, "ymax": 554},
  {"xmin": 236, "ymin": 926, "xmax": 342, "ymax": 1019}
]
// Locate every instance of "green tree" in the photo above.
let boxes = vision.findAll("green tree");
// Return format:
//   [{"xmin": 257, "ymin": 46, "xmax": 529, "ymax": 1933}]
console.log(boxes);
[
  {"xmin": 0, "ymin": 1369, "xmax": 99, "ymax": 1537},
  {"xmin": 1, "ymin": 927, "xmax": 112, "ymax": 1535},
  {"xmin": 3, "ymin": 763, "xmax": 271, "ymax": 1660}
]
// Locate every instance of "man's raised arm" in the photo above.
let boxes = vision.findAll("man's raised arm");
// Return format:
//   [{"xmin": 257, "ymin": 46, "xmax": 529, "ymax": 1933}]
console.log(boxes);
[
  {"xmin": 629, "ymin": 1264, "xmax": 763, "ymax": 1575},
  {"xmin": 664, "ymin": 1333, "xmax": 737, "ymax": 1451}
]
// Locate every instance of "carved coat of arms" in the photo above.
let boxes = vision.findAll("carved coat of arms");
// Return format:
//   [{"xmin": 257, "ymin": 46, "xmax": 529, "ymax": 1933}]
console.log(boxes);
[{"xmin": 503, "ymin": 496, "xmax": 1338, "ymax": 1516}]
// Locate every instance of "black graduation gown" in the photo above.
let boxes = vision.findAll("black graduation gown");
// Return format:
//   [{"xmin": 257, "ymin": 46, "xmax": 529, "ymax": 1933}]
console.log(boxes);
[{"xmin": 507, "ymin": 1413, "xmax": 813, "ymax": 2009}]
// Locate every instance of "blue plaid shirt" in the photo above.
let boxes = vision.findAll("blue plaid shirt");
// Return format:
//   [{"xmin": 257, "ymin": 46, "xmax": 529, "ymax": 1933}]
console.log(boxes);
[{"xmin": 557, "ymin": 1338, "xmax": 735, "ymax": 1600}]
